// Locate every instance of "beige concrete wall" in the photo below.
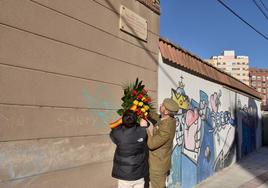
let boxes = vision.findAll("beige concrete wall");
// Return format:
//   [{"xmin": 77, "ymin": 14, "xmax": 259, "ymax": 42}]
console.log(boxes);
[{"xmin": 0, "ymin": 0, "xmax": 159, "ymax": 187}]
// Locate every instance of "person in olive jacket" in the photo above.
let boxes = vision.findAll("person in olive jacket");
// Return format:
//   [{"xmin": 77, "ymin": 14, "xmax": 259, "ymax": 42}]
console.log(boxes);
[
  {"xmin": 110, "ymin": 110, "xmax": 149, "ymax": 188},
  {"xmin": 141, "ymin": 98, "xmax": 179, "ymax": 188}
]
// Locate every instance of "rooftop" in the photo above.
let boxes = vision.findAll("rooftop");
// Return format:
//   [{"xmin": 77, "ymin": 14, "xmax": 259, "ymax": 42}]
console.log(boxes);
[
  {"xmin": 159, "ymin": 37, "xmax": 261, "ymax": 100},
  {"xmin": 249, "ymin": 67, "xmax": 268, "ymax": 73}
]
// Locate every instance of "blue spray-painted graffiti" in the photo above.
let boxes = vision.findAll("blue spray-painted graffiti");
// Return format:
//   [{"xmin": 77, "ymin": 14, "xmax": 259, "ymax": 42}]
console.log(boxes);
[
  {"xmin": 81, "ymin": 87, "xmax": 117, "ymax": 128},
  {"xmin": 237, "ymin": 98, "xmax": 258, "ymax": 158},
  {"xmin": 197, "ymin": 91, "xmax": 214, "ymax": 183}
]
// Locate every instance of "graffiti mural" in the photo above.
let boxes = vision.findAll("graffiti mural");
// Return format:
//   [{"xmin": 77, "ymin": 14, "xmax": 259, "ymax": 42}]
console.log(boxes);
[
  {"xmin": 168, "ymin": 76, "xmax": 240, "ymax": 188},
  {"xmin": 158, "ymin": 56, "xmax": 261, "ymax": 188},
  {"xmin": 210, "ymin": 90, "xmax": 236, "ymax": 172},
  {"xmin": 237, "ymin": 97, "xmax": 258, "ymax": 158}
]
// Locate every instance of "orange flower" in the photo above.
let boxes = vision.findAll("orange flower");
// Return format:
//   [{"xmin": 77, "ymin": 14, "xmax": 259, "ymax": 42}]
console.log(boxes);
[{"xmin": 130, "ymin": 104, "xmax": 137, "ymax": 111}]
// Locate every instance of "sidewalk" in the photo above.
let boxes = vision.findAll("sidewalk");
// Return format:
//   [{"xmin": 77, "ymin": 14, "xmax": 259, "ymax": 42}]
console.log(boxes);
[{"xmin": 196, "ymin": 147, "xmax": 268, "ymax": 188}]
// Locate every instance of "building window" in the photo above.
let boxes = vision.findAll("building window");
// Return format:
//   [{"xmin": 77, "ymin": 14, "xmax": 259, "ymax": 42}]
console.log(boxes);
[
  {"xmin": 252, "ymin": 76, "xmax": 256, "ymax": 80},
  {"xmin": 257, "ymin": 76, "xmax": 261, "ymax": 80},
  {"xmin": 217, "ymin": 62, "xmax": 221, "ymax": 65},
  {"xmin": 232, "ymin": 68, "xmax": 240, "ymax": 70},
  {"xmin": 252, "ymin": 82, "xmax": 256, "ymax": 87},
  {"xmin": 232, "ymin": 62, "xmax": 236, "ymax": 65},
  {"xmin": 223, "ymin": 62, "xmax": 226, "ymax": 65},
  {"xmin": 258, "ymin": 88, "xmax": 261, "ymax": 92}
]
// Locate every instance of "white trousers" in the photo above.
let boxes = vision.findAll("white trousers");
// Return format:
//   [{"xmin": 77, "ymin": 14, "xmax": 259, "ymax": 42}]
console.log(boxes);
[{"xmin": 118, "ymin": 178, "xmax": 144, "ymax": 188}]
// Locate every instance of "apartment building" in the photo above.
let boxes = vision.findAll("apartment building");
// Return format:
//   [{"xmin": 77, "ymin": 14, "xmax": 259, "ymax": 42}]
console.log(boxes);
[
  {"xmin": 206, "ymin": 50, "xmax": 249, "ymax": 85},
  {"xmin": 249, "ymin": 68, "xmax": 268, "ymax": 107}
]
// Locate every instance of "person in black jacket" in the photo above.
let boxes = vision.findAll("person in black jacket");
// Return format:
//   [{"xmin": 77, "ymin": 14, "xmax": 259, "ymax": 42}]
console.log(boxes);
[{"xmin": 110, "ymin": 110, "xmax": 149, "ymax": 188}]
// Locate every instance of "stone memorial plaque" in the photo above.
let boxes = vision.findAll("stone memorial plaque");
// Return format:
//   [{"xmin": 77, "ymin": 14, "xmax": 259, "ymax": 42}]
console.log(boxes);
[{"xmin": 119, "ymin": 5, "xmax": 148, "ymax": 41}]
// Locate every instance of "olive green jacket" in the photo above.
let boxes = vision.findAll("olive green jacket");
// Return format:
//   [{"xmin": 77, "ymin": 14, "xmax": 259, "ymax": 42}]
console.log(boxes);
[{"xmin": 147, "ymin": 114, "xmax": 176, "ymax": 174}]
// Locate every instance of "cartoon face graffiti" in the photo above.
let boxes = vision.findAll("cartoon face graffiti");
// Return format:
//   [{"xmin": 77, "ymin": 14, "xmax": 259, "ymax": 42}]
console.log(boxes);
[
  {"xmin": 171, "ymin": 77, "xmax": 190, "ymax": 112},
  {"xmin": 172, "ymin": 88, "xmax": 190, "ymax": 110},
  {"xmin": 181, "ymin": 100, "xmax": 202, "ymax": 163}
]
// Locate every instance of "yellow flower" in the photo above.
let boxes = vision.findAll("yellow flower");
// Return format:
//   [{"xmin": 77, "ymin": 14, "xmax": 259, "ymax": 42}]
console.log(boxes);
[
  {"xmin": 144, "ymin": 112, "xmax": 148, "ymax": 116},
  {"xmin": 141, "ymin": 108, "xmax": 146, "ymax": 112},
  {"xmin": 141, "ymin": 97, "xmax": 146, "ymax": 101},
  {"xmin": 138, "ymin": 102, "xmax": 143, "ymax": 106},
  {"xmin": 133, "ymin": 100, "xmax": 139, "ymax": 105},
  {"xmin": 144, "ymin": 105, "xmax": 149, "ymax": 111}
]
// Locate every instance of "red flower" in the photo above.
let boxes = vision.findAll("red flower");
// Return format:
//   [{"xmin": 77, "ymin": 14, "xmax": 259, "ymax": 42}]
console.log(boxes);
[
  {"xmin": 131, "ymin": 89, "xmax": 137, "ymax": 96},
  {"xmin": 147, "ymin": 97, "xmax": 152, "ymax": 103},
  {"xmin": 137, "ymin": 94, "xmax": 143, "ymax": 100},
  {"xmin": 136, "ymin": 109, "xmax": 142, "ymax": 116}
]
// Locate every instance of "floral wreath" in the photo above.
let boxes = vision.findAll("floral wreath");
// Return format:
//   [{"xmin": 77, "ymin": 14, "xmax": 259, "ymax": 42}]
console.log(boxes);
[{"xmin": 109, "ymin": 78, "xmax": 153, "ymax": 128}]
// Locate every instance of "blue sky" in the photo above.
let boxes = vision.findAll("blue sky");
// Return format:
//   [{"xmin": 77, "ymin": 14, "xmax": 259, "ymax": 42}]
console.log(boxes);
[{"xmin": 160, "ymin": 0, "xmax": 268, "ymax": 68}]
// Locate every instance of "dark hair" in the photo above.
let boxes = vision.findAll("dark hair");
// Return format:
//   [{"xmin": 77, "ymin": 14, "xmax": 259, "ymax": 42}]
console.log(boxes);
[{"xmin": 122, "ymin": 110, "xmax": 137, "ymax": 128}]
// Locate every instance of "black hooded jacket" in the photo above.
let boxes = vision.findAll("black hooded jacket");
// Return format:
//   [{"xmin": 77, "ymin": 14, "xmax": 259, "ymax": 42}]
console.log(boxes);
[{"xmin": 110, "ymin": 124, "xmax": 148, "ymax": 181}]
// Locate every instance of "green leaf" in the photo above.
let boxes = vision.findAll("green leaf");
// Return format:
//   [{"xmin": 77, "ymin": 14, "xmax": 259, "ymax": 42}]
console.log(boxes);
[
  {"xmin": 117, "ymin": 109, "xmax": 123, "ymax": 116},
  {"xmin": 121, "ymin": 96, "xmax": 126, "ymax": 102},
  {"xmin": 138, "ymin": 80, "xmax": 143, "ymax": 88},
  {"xmin": 134, "ymin": 78, "xmax": 139, "ymax": 88},
  {"xmin": 137, "ymin": 85, "xmax": 145, "ymax": 93}
]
